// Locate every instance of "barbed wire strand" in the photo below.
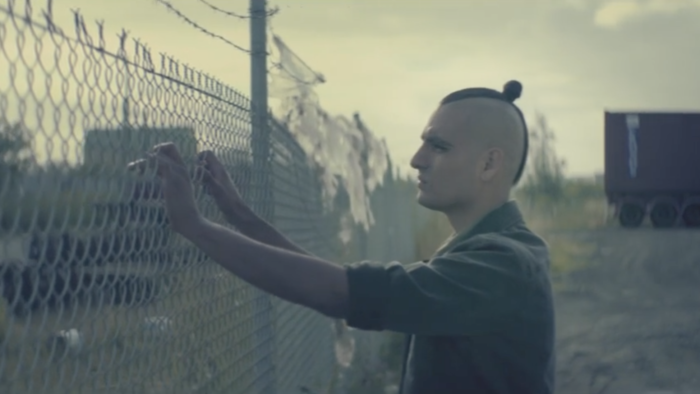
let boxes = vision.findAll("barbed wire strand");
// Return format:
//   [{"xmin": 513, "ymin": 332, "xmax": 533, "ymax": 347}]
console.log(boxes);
[
  {"xmin": 154, "ymin": 0, "xmax": 252, "ymax": 53},
  {"xmin": 154, "ymin": 0, "xmax": 320, "ymax": 86},
  {"xmin": 196, "ymin": 0, "xmax": 280, "ymax": 20},
  {"xmin": 0, "ymin": 1, "xmax": 249, "ymax": 112}
]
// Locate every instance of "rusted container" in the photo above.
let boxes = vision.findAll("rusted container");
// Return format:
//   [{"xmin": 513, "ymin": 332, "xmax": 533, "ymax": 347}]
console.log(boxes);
[{"xmin": 604, "ymin": 111, "xmax": 700, "ymax": 228}]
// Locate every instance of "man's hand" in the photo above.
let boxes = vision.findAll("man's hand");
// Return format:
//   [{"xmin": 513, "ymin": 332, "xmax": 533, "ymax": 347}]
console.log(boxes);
[
  {"xmin": 129, "ymin": 144, "xmax": 349, "ymax": 319},
  {"xmin": 197, "ymin": 150, "xmax": 245, "ymax": 216},
  {"xmin": 196, "ymin": 150, "xmax": 310, "ymax": 256},
  {"xmin": 129, "ymin": 142, "xmax": 203, "ymax": 237}
]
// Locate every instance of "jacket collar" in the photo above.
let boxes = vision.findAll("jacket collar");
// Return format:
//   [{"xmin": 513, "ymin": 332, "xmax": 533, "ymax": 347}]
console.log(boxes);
[{"xmin": 434, "ymin": 200, "xmax": 524, "ymax": 256}]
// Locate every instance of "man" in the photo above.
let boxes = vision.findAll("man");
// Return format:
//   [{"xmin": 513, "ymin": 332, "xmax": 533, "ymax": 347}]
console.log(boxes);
[{"xmin": 136, "ymin": 80, "xmax": 555, "ymax": 393}]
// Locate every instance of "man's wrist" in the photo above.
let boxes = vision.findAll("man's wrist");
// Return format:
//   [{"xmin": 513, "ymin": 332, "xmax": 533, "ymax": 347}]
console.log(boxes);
[
  {"xmin": 179, "ymin": 214, "xmax": 212, "ymax": 242},
  {"xmin": 221, "ymin": 198, "xmax": 259, "ymax": 228}
]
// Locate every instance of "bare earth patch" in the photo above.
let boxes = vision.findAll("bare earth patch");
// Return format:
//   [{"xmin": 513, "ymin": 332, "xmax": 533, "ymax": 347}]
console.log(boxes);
[{"xmin": 551, "ymin": 228, "xmax": 700, "ymax": 394}]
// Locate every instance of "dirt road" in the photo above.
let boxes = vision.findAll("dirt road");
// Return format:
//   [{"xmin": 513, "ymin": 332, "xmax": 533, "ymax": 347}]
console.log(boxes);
[{"xmin": 552, "ymin": 228, "xmax": 700, "ymax": 394}]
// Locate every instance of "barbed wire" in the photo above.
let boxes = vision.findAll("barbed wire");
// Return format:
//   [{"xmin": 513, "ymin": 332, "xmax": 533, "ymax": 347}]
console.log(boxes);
[
  {"xmin": 0, "ymin": 0, "xmax": 249, "ymax": 113},
  {"xmin": 196, "ymin": 0, "xmax": 280, "ymax": 19},
  {"xmin": 154, "ymin": 0, "xmax": 252, "ymax": 54},
  {"xmin": 153, "ymin": 0, "xmax": 322, "ymax": 86}
]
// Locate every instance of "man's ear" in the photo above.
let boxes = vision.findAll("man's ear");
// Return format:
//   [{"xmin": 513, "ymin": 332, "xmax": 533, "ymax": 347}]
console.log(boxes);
[{"xmin": 479, "ymin": 148, "xmax": 504, "ymax": 181}]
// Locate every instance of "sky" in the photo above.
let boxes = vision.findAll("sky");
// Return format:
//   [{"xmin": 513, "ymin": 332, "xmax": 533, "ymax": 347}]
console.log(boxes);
[{"xmin": 7, "ymin": 0, "xmax": 700, "ymax": 177}]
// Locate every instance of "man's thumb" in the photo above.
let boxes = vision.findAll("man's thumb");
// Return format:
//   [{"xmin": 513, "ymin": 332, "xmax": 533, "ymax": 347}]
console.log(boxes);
[{"xmin": 150, "ymin": 153, "xmax": 171, "ymax": 178}]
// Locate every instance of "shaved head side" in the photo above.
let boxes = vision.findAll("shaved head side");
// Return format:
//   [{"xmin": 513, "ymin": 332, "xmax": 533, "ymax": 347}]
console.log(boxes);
[
  {"xmin": 439, "ymin": 81, "xmax": 529, "ymax": 184},
  {"xmin": 448, "ymin": 98, "xmax": 526, "ymax": 184}
]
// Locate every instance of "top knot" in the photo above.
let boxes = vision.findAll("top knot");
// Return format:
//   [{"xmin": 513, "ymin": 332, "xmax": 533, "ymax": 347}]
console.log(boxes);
[{"xmin": 502, "ymin": 80, "xmax": 522, "ymax": 102}]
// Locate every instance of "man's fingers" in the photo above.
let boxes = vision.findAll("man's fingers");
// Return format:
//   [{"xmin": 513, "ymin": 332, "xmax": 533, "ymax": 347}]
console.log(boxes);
[
  {"xmin": 198, "ymin": 150, "xmax": 220, "ymax": 162},
  {"xmin": 127, "ymin": 158, "xmax": 150, "ymax": 175},
  {"xmin": 127, "ymin": 145, "xmax": 201, "ymax": 200},
  {"xmin": 194, "ymin": 164, "xmax": 214, "ymax": 183},
  {"xmin": 197, "ymin": 150, "xmax": 212, "ymax": 161},
  {"xmin": 197, "ymin": 150, "xmax": 225, "ymax": 173},
  {"xmin": 124, "ymin": 142, "xmax": 188, "ymax": 178},
  {"xmin": 152, "ymin": 142, "xmax": 186, "ymax": 166},
  {"xmin": 198, "ymin": 168, "xmax": 218, "ymax": 195},
  {"xmin": 132, "ymin": 144, "xmax": 223, "ymax": 185},
  {"xmin": 150, "ymin": 150, "xmax": 194, "ymax": 182},
  {"xmin": 127, "ymin": 152, "xmax": 164, "ymax": 178}
]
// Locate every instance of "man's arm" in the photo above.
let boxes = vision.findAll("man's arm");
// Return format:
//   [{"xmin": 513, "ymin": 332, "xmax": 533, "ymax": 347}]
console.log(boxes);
[
  {"xmin": 185, "ymin": 210, "xmax": 546, "ymax": 336},
  {"xmin": 220, "ymin": 199, "xmax": 310, "ymax": 256},
  {"xmin": 196, "ymin": 149, "xmax": 309, "ymax": 256},
  {"xmin": 345, "ymin": 235, "xmax": 548, "ymax": 336},
  {"xmin": 185, "ymin": 218, "xmax": 348, "ymax": 318}
]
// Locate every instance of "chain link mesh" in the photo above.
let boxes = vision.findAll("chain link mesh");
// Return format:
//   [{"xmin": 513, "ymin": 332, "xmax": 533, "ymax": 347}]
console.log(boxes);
[{"xmin": 0, "ymin": 1, "xmax": 423, "ymax": 393}]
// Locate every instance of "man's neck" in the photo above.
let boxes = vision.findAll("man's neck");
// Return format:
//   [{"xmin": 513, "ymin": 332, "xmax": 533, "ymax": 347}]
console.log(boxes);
[{"xmin": 446, "ymin": 195, "xmax": 510, "ymax": 234}]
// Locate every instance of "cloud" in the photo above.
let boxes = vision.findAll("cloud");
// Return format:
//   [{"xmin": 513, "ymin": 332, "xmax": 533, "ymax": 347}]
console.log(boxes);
[
  {"xmin": 594, "ymin": 0, "xmax": 643, "ymax": 27},
  {"xmin": 594, "ymin": 0, "xmax": 700, "ymax": 28}
]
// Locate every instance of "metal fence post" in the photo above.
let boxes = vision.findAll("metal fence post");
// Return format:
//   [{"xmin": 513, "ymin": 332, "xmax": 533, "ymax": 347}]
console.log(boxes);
[{"xmin": 250, "ymin": 0, "xmax": 277, "ymax": 392}]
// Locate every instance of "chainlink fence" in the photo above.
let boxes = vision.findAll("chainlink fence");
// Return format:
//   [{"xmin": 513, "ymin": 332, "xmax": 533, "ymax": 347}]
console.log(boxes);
[{"xmin": 0, "ymin": 1, "xmax": 428, "ymax": 393}]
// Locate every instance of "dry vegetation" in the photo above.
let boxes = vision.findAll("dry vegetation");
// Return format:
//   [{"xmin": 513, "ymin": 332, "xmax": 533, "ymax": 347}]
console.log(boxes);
[
  {"xmin": 517, "ymin": 177, "xmax": 608, "ymax": 275},
  {"xmin": 412, "ymin": 176, "xmax": 608, "ymax": 275},
  {"xmin": 0, "ymin": 261, "xmax": 262, "ymax": 394}
]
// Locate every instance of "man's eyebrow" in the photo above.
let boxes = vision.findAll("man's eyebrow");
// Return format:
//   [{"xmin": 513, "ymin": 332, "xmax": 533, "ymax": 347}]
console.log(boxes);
[{"xmin": 423, "ymin": 134, "xmax": 453, "ymax": 147}]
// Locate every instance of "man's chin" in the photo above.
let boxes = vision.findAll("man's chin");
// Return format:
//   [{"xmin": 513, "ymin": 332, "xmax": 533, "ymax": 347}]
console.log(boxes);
[{"xmin": 416, "ymin": 193, "xmax": 441, "ymax": 212}]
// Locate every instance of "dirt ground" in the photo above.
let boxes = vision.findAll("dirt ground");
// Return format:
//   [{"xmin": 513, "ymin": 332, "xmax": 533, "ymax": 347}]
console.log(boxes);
[{"xmin": 552, "ymin": 228, "xmax": 700, "ymax": 394}]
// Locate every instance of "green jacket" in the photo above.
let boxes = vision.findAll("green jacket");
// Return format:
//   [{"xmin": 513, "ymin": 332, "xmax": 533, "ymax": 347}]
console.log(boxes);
[{"xmin": 345, "ymin": 201, "xmax": 555, "ymax": 393}]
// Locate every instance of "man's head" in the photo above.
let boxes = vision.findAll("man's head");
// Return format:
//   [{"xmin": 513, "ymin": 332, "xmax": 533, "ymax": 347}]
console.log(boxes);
[{"xmin": 410, "ymin": 81, "xmax": 528, "ymax": 216}]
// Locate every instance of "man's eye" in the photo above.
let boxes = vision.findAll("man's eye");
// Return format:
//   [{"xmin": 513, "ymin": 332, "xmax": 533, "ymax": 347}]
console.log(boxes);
[{"xmin": 432, "ymin": 144, "xmax": 447, "ymax": 152}]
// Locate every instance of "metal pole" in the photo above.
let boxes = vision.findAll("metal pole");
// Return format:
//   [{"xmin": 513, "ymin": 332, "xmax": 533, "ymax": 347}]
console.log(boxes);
[
  {"xmin": 250, "ymin": 0, "xmax": 268, "ymax": 138},
  {"xmin": 250, "ymin": 0, "xmax": 272, "ymax": 220},
  {"xmin": 250, "ymin": 0, "xmax": 276, "ymax": 392}
]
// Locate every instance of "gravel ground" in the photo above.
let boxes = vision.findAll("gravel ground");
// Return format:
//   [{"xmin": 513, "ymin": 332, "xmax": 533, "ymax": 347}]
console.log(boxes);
[{"xmin": 552, "ymin": 228, "xmax": 700, "ymax": 394}]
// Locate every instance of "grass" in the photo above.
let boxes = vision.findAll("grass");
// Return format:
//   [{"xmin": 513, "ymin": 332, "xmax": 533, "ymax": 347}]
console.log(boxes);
[
  {"xmin": 411, "ymin": 193, "xmax": 609, "ymax": 274},
  {"xmin": 520, "ymin": 197, "xmax": 609, "ymax": 234},
  {"xmin": 0, "ymin": 192, "xmax": 269, "ymax": 394},
  {"xmin": 0, "ymin": 184, "xmax": 342, "ymax": 393},
  {"xmin": 518, "ymin": 194, "xmax": 608, "ymax": 277},
  {"xmin": 0, "ymin": 178, "xmax": 345, "ymax": 394},
  {"xmin": 0, "ymin": 258, "xmax": 264, "ymax": 394},
  {"xmin": 547, "ymin": 237, "xmax": 598, "ymax": 276}
]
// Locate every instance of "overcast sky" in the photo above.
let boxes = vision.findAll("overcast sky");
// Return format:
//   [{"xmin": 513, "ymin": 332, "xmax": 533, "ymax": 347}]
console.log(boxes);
[{"xmin": 27, "ymin": 0, "xmax": 700, "ymax": 176}]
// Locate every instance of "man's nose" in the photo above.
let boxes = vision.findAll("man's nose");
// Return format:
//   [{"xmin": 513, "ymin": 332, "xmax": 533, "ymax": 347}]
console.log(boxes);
[{"xmin": 410, "ymin": 147, "xmax": 428, "ymax": 170}]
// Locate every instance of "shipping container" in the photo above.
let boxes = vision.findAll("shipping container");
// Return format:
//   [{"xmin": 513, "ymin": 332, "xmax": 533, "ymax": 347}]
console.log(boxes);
[{"xmin": 604, "ymin": 111, "xmax": 700, "ymax": 228}]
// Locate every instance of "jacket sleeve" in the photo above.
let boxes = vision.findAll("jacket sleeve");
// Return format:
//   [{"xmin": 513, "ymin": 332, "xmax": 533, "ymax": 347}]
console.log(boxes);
[{"xmin": 344, "ymin": 235, "xmax": 543, "ymax": 336}]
